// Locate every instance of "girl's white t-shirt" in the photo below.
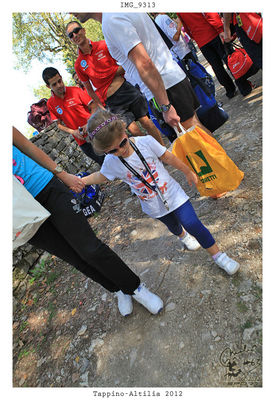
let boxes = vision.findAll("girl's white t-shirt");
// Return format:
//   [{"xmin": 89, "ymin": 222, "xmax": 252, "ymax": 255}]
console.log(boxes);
[{"xmin": 100, "ymin": 136, "xmax": 189, "ymax": 218}]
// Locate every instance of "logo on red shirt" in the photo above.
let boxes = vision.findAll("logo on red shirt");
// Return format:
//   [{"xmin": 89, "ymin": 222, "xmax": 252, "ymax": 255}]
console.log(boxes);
[
  {"xmin": 56, "ymin": 107, "xmax": 63, "ymax": 115},
  {"xmin": 80, "ymin": 60, "xmax": 88, "ymax": 70}
]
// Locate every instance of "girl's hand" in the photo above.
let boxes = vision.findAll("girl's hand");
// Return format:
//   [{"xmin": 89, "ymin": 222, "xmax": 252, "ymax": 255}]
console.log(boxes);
[
  {"xmin": 185, "ymin": 169, "xmax": 198, "ymax": 187},
  {"xmin": 81, "ymin": 176, "xmax": 89, "ymax": 186}
]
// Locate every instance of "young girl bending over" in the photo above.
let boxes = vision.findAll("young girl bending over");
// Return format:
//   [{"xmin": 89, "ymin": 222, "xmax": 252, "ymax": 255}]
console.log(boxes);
[{"xmin": 82, "ymin": 110, "xmax": 240, "ymax": 294}]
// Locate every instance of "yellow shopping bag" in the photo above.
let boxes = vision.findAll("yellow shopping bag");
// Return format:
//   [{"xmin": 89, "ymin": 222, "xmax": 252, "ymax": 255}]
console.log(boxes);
[{"xmin": 172, "ymin": 124, "xmax": 244, "ymax": 197}]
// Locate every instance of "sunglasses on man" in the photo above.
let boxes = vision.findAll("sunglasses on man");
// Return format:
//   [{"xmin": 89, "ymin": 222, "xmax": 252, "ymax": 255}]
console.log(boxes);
[
  {"xmin": 105, "ymin": 138, "xmax": 128, "ymax": 155},
  {"xmin": 68, "ymin": 26, "xmax": 82, "ymax": 39}
]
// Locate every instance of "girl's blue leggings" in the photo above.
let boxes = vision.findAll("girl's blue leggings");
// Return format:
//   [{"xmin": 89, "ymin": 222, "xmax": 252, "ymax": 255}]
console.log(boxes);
[{"xmin": 157, "ymin": 200, "xmax": 215, "ymax": 249}]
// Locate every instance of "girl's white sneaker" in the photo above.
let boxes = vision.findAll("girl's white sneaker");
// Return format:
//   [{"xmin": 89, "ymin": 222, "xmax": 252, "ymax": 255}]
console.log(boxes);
[
  {"xmin": 180, "ymin": 232, "xmax": 200, "ymax": 251},
  {"xmin": 115, "ymin": 290, "xmax": 133, "ymax": 316},
  {"xmin": 133, "ymin": 283, "xmax": 163, "ymax": 314},
  {"xmin": 215, "ymin": 252, "xmax": 240, "ymax": 275}
]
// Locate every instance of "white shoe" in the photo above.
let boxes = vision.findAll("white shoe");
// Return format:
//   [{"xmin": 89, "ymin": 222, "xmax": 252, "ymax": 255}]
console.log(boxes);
[
  {"xmin": 115, "ymin": 290, "xmax": 133, "ymax": 316},
  {"xmin": 133, "ymin": 283, "xmax": 163, "ymax": 314},
  {"xmin": 215, "ymin": 252, "xmax": 240, "ymax": 275},
  {"xmin": 180, "ymin": 232, "xmax": 200, "ymax": 251}
]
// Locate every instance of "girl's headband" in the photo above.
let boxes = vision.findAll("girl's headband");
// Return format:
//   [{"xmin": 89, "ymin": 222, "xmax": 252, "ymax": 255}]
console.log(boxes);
[{"xmin": 88, "ymin": 116, "xmax": 118, "ymax": 139}]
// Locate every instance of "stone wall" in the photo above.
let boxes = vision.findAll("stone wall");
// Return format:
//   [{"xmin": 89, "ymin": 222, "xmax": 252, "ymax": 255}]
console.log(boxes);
[{"xmin": 13, "ymin": 123, "xmax": 97, "ymax": 300}]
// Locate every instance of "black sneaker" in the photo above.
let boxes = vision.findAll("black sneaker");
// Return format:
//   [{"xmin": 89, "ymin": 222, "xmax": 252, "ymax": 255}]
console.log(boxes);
[{"xmin": 226, "ymin": 88, "xmax": 237, "ymax": 99}]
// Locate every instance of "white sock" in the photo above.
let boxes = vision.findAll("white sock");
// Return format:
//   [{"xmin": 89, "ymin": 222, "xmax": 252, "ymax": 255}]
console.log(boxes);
[{"xmin": 179, "ymin": 232, "xmax": 188, "ymax": 240}]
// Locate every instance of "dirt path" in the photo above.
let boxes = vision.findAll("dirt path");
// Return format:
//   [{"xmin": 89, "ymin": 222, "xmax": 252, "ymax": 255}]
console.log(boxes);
[{"xmin": 13, "ymin": 63, "xmax": 262, "ymax": 389}]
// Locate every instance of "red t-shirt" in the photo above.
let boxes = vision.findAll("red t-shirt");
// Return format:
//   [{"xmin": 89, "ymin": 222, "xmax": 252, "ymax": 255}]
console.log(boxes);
[
  {"xmin": 177, "ymin": 13, "xmax": 224, "ymax": 48},
  {"xmin": 47, "ymin": 86, "xmax": 92, "ymax": 146},
  {"xmin": 75, "ymin": 40, "xmax": 119, "ymax": 105}
]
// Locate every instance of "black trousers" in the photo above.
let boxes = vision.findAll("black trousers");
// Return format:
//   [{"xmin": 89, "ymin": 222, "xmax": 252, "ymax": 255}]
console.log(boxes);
[
  {"xmin": 29, "ymin": 177, "xmax": 140, "ymax": 294},
  {"xmin": 200, "ymin": 35, "xmax": 236, "ymax": 95},
  {"xmin": 80, "ymin": 142, "xmax": 105, "ymax": 166},
  {"xmin": 236, "ymin": 26, "xmax": 262, "ymax": 70},
  {"xmin": 200, "ymin": 35, "xmax": 253, "ymax": 96}
]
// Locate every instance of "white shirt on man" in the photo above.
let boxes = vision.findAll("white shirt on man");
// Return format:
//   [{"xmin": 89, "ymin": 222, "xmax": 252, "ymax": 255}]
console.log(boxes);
[
  {"xmin": 100, "ymin": 136, "xmax": 189, "ymax": 218},
  {"xmin": 102, "ymin": 13, "xmax": 186, "ymax": 101}
]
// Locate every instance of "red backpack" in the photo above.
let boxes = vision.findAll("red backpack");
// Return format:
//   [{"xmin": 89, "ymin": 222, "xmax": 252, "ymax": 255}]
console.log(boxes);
[
  {"xmin": 225, "ymin": 43, "xmax": 254, "ymax": 80},
  {"xmin": 27, "ymin": 98, "xmax": 53, "ymax": 132}
]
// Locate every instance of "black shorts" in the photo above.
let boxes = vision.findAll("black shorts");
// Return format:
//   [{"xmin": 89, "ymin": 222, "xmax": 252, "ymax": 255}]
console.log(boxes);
[
  {"xmin": 167, "ymin": 77, "xmax": 200, "ymax": 122},
  {"xmin": 105, "ymin": 80, "xmax": 148, "ymax": 127}
]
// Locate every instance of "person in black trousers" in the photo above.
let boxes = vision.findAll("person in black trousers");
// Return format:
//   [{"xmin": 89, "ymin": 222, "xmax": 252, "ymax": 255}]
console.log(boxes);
[{"xmin": 13, "ymin": 127, "xmax": 163, "ymax": 316}]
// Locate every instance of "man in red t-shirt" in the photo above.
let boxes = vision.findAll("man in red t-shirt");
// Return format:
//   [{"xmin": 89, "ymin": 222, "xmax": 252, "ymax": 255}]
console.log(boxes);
[
  {"xmin": 42, "ymin": 67, "xmax": 104, "ymax": 166},
  {"xmin": 66, "ymin": 21, "xmax": 164, "ymax": 145}
]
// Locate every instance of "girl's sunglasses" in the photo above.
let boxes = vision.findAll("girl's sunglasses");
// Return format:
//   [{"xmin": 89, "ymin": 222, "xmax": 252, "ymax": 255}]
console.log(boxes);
[
  {"xmin": 68, "ymin": 27, "xmax": 82, "ymax": 39},
  {"xmin": 105, "ymin": 137, "xmax": 128, "ymax": 154}
]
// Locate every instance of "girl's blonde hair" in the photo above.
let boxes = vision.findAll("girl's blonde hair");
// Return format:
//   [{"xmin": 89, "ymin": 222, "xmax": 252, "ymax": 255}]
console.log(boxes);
[{"xmin": 87, "ymin": 109, "xmax": 126, "ymax": 154}]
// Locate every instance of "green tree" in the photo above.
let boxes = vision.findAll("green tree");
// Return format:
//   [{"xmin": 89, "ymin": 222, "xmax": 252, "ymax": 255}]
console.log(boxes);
[
  {"xmin": 12, "ymin": 13, "xmax": 103, "ymax": 75},
  {"xmin": 33, "ymin": 84, "xmax": 51, "ymax": 100}
]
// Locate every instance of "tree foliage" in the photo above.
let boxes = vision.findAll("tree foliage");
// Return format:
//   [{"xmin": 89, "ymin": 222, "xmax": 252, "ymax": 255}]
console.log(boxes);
[{"xmin": 12, "ymin": 13, "xmax": 104, "ymax": 75}]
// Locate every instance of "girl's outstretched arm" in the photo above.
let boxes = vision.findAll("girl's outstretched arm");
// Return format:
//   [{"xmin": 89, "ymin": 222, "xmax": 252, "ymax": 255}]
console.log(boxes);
[
  {"xmin": 81, "ymin": 172, "xmax": 108, "ymax": 187},
  {"xmin": 159, "ymin": 150, "xmax": 198, "ymax": 187}
]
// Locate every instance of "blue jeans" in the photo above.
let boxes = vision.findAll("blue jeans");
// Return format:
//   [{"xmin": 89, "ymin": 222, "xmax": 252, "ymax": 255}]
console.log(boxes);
[{"xmin": 157, "ymin": 200, "xmax": 215, "ymax": 249}]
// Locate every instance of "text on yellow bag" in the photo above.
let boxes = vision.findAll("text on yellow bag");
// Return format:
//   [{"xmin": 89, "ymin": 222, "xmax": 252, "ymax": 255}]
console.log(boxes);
[{"xmin": 172, "ymin": 125, "xmax": 244, "ymax": 197}]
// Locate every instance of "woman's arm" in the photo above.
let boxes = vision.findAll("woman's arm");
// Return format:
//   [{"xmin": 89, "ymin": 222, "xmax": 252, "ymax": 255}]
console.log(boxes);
[
  {"xmin": 159, "ymin": 150, "xmax": 198, "ymax": 186},
  {"xmin": 13, "ymin": 127, "xmax": 85, "ymax": 192}
]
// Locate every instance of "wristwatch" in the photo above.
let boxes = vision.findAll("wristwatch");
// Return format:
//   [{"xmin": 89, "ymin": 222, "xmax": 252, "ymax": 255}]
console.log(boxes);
[
  {"xmin": 53, "ymin": 165, "xmax": 64, "ymax": 175},
  {"xmin": 160, "ymin": 103, "xmax": 172, "ymax": 113}
]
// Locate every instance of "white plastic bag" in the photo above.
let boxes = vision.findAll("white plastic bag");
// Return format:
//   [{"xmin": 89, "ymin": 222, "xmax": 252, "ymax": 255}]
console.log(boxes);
[{"xmin": 13, "ymin": 176, "xmax": 50, "ymax": 249}]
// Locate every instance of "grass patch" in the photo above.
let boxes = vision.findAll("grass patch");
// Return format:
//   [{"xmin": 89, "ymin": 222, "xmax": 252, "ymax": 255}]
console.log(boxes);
[
  {"xmin": 18, "ymin": 348, "xmax": 30, "ymax": 360},
  {"xmin": 19, "ymin": 321, "xmax": 28, "ymax": 332},
  {"xmin": 47, "ymin": 302, "xmax": 57, "ymax": 322},
  {"xmin": 241, "ymin": 319, "xmax": 253, "ymax": 331},
  {"xmin": 46, "ymin": 271, "xmax": 60, "ymax": 285},
  {"xmin": 232, "ymin": 276, "xmax": 241, "ymax": 287},
  {"xmin": 237, "ymin": 301, "xmax": 248, "ymax": 313},
  {"xmin": 253, "ymin": 286, "xmax": 262, "ymax": 301},
  {"xmin": 29, "ymin": 259, "xmax": 47, "ymax": 284}
]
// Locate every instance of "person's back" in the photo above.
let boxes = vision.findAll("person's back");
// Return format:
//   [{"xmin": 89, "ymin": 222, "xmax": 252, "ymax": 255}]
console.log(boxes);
[
  {"xmin": 177, "ymin": 13, "xmax": 223, "ymax": 48},
  {"xmin": 102, "ymin": 13, "xmax": 186, "ymax": 100}
]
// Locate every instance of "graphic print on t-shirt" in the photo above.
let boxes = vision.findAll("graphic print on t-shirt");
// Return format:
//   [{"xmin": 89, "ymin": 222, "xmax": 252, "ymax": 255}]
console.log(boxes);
[{"xmin": 126, "ymin": 162, "xmax": 168, "ymax": 201}]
